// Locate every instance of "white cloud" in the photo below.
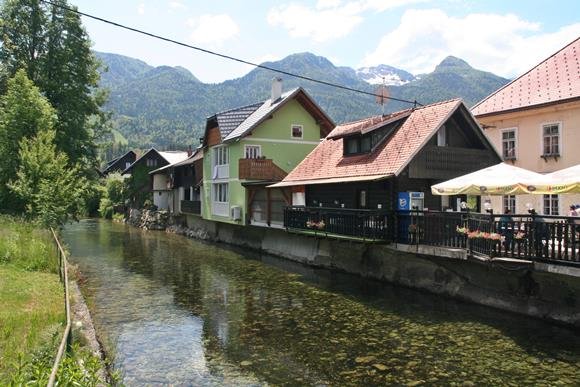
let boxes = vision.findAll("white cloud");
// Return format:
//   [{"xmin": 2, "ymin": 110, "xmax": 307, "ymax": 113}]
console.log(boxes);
[
  {"xmin": 168, "ymin": 1, "xmax": 186, "ymax": 10},
  {"xmin": 362, "ymin": 8, "xmax": 580, "ymax": 78},
  {"xmin": 268, "ymin": 0, "xmax": 426, "ymax": 42},
  {"xmin": 137, "ymin": 3, "xmax": 145, "ymax": 15},
  {"xmin": 187, "ymin": 14, "xmax": 240, "ymax": 46}
]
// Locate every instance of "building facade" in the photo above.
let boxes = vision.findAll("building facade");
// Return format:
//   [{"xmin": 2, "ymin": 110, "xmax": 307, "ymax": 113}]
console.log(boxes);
[
  {"xmin": 472, "ymin": 37, "xmax": 580, "ymax": 215},
  {"xmin": 201, "ymin": 80, "xmax": 334, "ymax": 226}
]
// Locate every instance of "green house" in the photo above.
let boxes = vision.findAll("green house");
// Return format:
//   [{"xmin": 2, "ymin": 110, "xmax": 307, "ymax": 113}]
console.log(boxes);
[{"xmin": 201, "ymin": 79, "xmax": 334, "ymax": 226}]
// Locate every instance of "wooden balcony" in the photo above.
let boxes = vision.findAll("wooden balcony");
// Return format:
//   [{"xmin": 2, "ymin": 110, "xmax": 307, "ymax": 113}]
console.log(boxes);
[
  {"xmin": 239, "ymin": 158, "xmax": 287, "ymax": 181},
  {"xmin": 181, "ymin": 200, "xmax": 201, "ymax": 215}
]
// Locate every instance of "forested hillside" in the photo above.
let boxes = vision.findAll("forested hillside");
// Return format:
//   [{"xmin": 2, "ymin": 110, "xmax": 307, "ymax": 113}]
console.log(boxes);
[{"xmin": 98, "ymin": 52, "xmax": 509, "ymax": 149}]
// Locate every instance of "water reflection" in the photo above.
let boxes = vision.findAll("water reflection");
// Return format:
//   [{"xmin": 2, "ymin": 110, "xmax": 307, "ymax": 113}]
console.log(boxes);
[{"xmin": 63, "ymin": 220, "xmax": 580, "ymax": 386}]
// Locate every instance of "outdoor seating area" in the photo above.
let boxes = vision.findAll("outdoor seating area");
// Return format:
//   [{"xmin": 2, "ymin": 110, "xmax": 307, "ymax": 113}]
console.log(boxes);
[{"xmin": 283, "ymin": 206, "xmax": 580, "ymax": 266}]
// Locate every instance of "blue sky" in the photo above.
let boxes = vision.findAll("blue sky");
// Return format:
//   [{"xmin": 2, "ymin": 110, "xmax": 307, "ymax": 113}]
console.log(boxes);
[{"xmin": 70, "ymin": 0, "xmax": 580, "ymax": 83}]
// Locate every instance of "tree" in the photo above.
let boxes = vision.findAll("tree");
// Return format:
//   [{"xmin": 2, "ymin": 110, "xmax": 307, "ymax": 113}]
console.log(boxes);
[
  {"xmin": 0, "ymin": 69, "xmax": 56, "ymax": 211},
  {"xmin": 9, "ymin": 128, "xmax": 89, "ymax": 228},
  {"xmin": 0, "ymin": 0, "xmax": 107, "ymax": 166}
]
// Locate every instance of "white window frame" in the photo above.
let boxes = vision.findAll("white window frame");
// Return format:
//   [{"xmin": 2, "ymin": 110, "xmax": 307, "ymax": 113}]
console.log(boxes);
[
  {"xmin": 502, "ymin": 195, "xmax": 516, "ymax": 214},
  {"xmin": 291, "ymin": 124, "xmax": 303, "ymax": 139},
  {"xmin": 541, "ymin": 122, "xmax": 561, "ymax": 157},
  {"xmin": 213, "ymin": 145, "xmax": 229, "ymax": 166},
  {"xmin": 244, "ymin": 144, "xmax": 261, "ymax": 159},
  {"xmin": 543, "ymin": 194, "xmax": 559, "ymax": 215},
  {"xmin": 213, "ymin": 183, "xmax": 229, "ymax": 203},
  {"xmin": 501, "ymin": 128, "xmax": 517, "ymax": 160}
]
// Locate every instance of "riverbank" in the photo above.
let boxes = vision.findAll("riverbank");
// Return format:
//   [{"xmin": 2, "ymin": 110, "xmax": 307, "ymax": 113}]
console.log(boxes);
[
  {"xmin": 164, "ymin": 213, "xmax": 580, "ymax": 327},
  {"xmin": 0, "ymin": 216, "xmax": 109, "ymax": 384}
]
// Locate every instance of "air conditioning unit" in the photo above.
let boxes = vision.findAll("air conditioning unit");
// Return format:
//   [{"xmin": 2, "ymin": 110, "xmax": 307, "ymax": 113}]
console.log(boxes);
[{"xmin": 231, "ymin": 206, "xmax": 242, "ymax": 221}]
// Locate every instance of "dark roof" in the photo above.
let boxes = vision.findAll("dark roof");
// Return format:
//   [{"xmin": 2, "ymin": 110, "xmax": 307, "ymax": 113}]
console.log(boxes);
[
  {"xmin": 214, "ymin": 102, "xmax": 263, "ymax": 139},
  {"xmin": 204, "ymin": 87, "xmax": 335, "ymax": 145}
]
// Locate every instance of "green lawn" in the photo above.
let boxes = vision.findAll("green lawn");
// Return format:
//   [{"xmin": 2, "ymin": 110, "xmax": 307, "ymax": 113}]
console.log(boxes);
[
  {"xmin": 0, "ymin": 216, "xmax": 63, "ymax": 381},
  {"xmin": 0, "ymin": 266, "xmax": 64, "ymax": 381}
]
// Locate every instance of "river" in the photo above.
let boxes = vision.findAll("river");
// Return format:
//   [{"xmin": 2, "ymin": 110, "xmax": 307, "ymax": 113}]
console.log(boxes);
[{"xmin": 63, "ymin": 219, "xmax": 580, "ymax": 386}]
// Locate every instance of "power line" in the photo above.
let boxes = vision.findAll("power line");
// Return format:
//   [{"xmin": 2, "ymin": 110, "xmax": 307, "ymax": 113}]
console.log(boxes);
[{"xmin": 39, "ymin": 0, "xmax": 422, "ymax": 107}]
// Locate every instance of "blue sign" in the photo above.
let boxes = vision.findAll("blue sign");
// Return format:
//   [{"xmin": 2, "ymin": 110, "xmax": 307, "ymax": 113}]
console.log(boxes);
[{"xmin": 398, "ymin": 192, "xmax": 410, "ymax": 211}]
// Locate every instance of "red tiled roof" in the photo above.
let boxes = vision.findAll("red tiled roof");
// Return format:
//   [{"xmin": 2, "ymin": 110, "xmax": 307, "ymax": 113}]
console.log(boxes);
[
  {"xmin": 282, "ymin": 99, "xmax": 462, "ymax": 183},
  {"xmin": 472, "ymin": 37, "xmax": 580, "ymax": 116},
  {"xmin": 327, "ymin": 109, "xmax": 412, "ymax": 139}
]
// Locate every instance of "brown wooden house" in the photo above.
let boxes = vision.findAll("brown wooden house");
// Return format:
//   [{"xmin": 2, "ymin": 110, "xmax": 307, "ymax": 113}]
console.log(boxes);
[{"xmin": 271, "ymin": 99, "xmax": 501, "ymax": 239}]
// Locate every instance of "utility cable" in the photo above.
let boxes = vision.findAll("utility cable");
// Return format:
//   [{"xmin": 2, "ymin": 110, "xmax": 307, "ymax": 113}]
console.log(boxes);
[{"xmin": 40, "ymin": 0, "xmax": 422, "ymax": 106}]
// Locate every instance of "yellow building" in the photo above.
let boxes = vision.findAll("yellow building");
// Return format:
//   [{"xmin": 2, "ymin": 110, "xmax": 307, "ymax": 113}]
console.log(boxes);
[{"xmin": 472, "ymin": 37, "xmax": 580, "ymax": 216}]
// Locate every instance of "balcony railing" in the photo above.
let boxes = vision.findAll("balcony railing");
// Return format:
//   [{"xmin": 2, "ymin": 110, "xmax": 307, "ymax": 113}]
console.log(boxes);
[
  {"xmin": 404, "ymin": 211, "xmax": 580, "ymax": 266},
  {"xmin": 239, "ymin": 158, "xmax": 287, "ymax": 181},
  {"xmin": 284, "ymin": 206, "xmax": 579, "ymax": 267},
  {"xmin": 284, "ymin": 206, "xmax": 392, "ymax": 241},
  {"xmin": 181, "ymin": 200, "xmax": 201, "ymax": 215}
]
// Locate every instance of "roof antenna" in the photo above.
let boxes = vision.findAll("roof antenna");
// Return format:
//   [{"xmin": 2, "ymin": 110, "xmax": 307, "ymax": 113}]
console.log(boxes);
[{"xmin": 375, "ymin": 77, "xmax": 389, "ymax": 116}]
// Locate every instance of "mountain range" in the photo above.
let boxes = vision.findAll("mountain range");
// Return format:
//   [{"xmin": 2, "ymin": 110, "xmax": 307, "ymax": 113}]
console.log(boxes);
[{"xmin": 96, "ymin": 51, "xmax": 509, "ymax": 149}]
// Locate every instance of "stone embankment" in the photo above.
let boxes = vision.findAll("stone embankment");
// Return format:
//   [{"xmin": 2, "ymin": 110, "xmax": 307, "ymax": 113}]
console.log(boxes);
[{"xmin": 126, "ymin": 208, "xmax": 169, "ymax": 230}]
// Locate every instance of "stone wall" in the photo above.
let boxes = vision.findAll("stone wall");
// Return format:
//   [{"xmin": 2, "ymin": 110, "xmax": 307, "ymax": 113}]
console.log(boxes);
[
  {"xmin": 127, "ymin": 208, "xmax": 170, "ymax": 230},
  {"xmin": 170, "ymin": 214, "xmax": 580, "ymax": 327}
]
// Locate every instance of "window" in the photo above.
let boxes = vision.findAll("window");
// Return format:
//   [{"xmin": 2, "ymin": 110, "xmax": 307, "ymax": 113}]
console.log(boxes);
[
  {"xmin": 358, "ymin": 190, "xmax": 367, "ymax": 208},
  {"xmin": 501, "ymin": 129, "xmax": 517, "ymax": 160},
  {"xmin": 213, "ymin": 183, "xmax": 229, "ymax": 203},
  {"xmin": 125, "ymin": 161, "xmax": 132, "ymax": 169},
  {"xmin": 502, "ymin": 195, "xmax": 516, "ymax": 214},
  {"xmin": 437, "ymin": 125, "xmax": 447, "ymax": 146},
  {"xmin": 345, "ymin": 137, "xmax": 360, "ymax": 155},
  {"xmin": 213, "ymin": 146, "xmax": 228, "ymax": 166},
  {"xmin": 360, "ymin": 136, "xmax": 371, "ymax": 153},
  {"xmin": 543, "ymin": 194, "xmax": 559, "ymax": 215},
  {"xmin": 146, "ymin": 158, "xmax": 157, "ymax": 167},
  {"xmin": 542, "ymin": 123, "xmax": 560, "ymax": 156},
  {"xmin": 244, "ymin": 145, "xmax": 261, "ymax": 159},
  {"xmin": 291, "ymin": 124, "xmax": 303, "ymax": 139}
]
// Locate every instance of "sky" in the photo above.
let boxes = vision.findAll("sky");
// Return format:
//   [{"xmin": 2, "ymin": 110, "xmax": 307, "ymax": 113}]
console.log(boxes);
[{"xmin": 70, "ymin": 0, "xmax": 580, "ymax": 83}]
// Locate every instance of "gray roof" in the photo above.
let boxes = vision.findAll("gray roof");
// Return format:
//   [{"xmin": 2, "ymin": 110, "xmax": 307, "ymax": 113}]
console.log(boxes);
[
  {"xmin": 223, "ymin": 88, "xmax": 301, "ymax": 142},
  {"xmin": 215, "ymin": 102, "xmax": 263, "ymax": 139}
]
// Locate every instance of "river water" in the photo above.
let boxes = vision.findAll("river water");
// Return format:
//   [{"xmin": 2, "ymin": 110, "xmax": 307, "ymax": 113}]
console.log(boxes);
[{"xmin": 63, "ymin": 219, "xmax": 580, "ymax": 386}]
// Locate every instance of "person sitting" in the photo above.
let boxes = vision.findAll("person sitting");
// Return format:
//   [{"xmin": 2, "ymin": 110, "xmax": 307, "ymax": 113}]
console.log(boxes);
[{"xmin": 498, "ymin": 209, "xmax": 513, "ymax": 252}]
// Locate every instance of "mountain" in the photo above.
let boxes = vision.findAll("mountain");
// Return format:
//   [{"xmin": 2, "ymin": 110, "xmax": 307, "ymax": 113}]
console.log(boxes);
[
  {"xmin": 96, "ymin": 52, "xmax": 509, "ymax": 149},
  {"xmin": 356, "ymin": 64, "xmax": 416, "ymax": 86}
]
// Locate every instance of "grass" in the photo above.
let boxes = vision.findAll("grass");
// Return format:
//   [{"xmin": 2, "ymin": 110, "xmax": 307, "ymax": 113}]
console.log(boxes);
[
  {"xmin": 0, "ymin": 216, "xmax": 63, "ymax": 383},
  {"xmin": 0, "ymin": 266, "xmax": 64, "ymax": 382}
]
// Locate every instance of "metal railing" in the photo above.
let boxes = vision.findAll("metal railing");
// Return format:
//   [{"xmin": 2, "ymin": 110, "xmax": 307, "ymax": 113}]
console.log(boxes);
[
  {"xmin": 48, "ymin": 228, "xmax": 72, "ymax": 387},
  {"xmin": 284, "ymin": 206, "xmax": 392, "ymax": 241}
]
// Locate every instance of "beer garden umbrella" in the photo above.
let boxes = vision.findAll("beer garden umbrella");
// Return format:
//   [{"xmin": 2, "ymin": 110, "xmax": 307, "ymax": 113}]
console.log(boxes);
[
  {"xmin": 523, "ymin": 163, "xmax": 580, "ymax": 194},
  {"xmin": 431, "ymin": 163, "xmax": 544, "ymax": 196}
]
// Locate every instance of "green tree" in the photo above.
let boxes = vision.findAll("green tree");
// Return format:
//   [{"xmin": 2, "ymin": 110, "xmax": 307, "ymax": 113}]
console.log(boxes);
[
  {"xmin": 98, "ymin": 173, "xmax": 126, "ymax": 219},
  {"xmin": 0, "ymin": 69, "xmax": 56, "ymax": 211},
  {"xmin": 0, "ymin": 0, "xmax": 107, "ymax": 166},
  {"xmin": 9, "ymin": 129, "xmax": 89, "ymax": 227}
]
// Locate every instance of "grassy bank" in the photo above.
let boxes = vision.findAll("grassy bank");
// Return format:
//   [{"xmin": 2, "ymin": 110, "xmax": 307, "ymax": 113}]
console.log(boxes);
[{"xmin": 0, "ymin": 216, "xmax": 107, "ymax": 384}]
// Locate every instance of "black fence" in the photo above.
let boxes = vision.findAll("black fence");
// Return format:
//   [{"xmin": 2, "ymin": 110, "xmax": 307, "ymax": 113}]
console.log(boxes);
[
  {"xmin": 284, "ymin": 206, "xmax": 580, "ymax": 267},
  {"xmin": 284, "ymin": 206, "xmax": 392, "ymax": 241},
  {"xmin": 181, "ymin": 200, "xmax": 201, "ymax": 215}
]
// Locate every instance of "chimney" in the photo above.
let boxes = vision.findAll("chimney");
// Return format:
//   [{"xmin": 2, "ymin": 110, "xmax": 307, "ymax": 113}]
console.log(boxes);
[
  {"xmin": 187, "ymin": 145, "xmax": 192, "ymax": 157},
  {"xmin": 271, "ymin": 77, "xmax": 282, "ymax": 103}
]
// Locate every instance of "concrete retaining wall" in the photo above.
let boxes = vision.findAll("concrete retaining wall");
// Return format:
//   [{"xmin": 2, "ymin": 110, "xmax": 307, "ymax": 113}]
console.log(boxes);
[{"xmin": 181, "ymin": 214, "xmax": 580, "ymax": 327}]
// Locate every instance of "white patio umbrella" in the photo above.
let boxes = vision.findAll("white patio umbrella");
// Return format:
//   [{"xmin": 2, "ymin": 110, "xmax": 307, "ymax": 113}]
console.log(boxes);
[
  {"xmin": 523, "ymin": 163, "xmax": 580, "ymax": 194},
  {"xmin": 431, "ymin": 163, "xmax": 544, "ymax": 196}
]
